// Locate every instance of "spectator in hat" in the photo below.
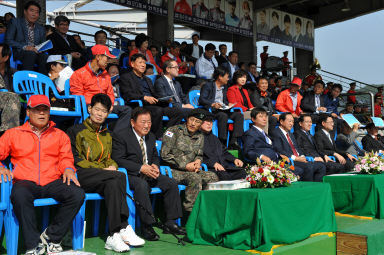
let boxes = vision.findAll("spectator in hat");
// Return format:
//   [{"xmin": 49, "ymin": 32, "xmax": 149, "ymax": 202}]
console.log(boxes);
[
  {"xmin": 48, "ymin": 15, "xmax": 86, "ymax": 70},
  {"xmin": 347, "ymin": 82, "xmax": 357, "ymax": 104},
  {"xmin": 161, "ymin": 108, "xmax": 219, "ymax": 213},
  {"xmin": 0, "ymin": 94, "xmax": 85, "ymax": 254},
  {"xmin": 5, "ymin": 1, "xmax": 48, "ymax": 73},
  {"xmin": 304, "ymin": 66, "xmax": 322, "ymax": 88},
  {"xmin": 376, "ymin": 87, "xmax": 383, "ymax": 106},
  {"xmin": 281, "ymin": 51, "xmax": 290, "ymax": 77},
  {"xmin": 362, "ymin": 123, "xmax": 384, "ymax": 153},
  {"xmin": 260, "ymin": 46, "xmax": 268, "ymax": 71},
  {"xmin": 128, "ymin": 33, "xmax": 162, "ymax": 74},
  {"xmin": 374, "ymin": 96, "xmax": 382, "ymax": 117},
  {"xmin": 275, "ymin": 77, "xmax": 303, "ymax": 118},
  {"xmin": 200, "ymin": 113, "xmax": 246, "ymax": 180},
  {"xmin": 340, "ymin": 102, "xmax": 355, "ymax": 115},
  {"xmin": 70, "ymin": 44, "xmax": 132, "ymax": 133}
]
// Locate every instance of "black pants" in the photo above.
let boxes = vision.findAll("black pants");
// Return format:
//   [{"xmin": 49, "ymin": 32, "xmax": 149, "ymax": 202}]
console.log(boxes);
[
  {"xmin": 144, "ymin": 105, "xmax": 183, "ymax": 139},
  {"xmin": 325, "ymin": 161, "xmax": 345, "ymax": 175},
  {"xmin": 294, "ymin": 161, "xmax": 326, "ymax": 182},
  {"xmin": 111, "ymin": 105, "xmax": 132, "ymax": 133},
  {"xmin": 76, "ymin": 168, "xmax": 129, "ymax": 235},
  {"xmin": 10, "ymin": 180, "xmax": 85, "ymax": 250},
  {"xmin": 208, "ymin": 168, "xmax": 246, "ymax": 181},
  {"xmin": 213, "ymin": 110, "xmax": 244, "ymax": 142},
  {"xmin": 18, "ymin": 50, "xmax": 48, "ymax": 74},
  {"xmin": 128, "ymin": 175, "xmax": 182, "ymax": 225}
]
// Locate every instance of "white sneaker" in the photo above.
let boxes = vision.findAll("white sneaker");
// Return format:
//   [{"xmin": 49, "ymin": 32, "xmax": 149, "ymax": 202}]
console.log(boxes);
[
  {"xmin": 40, "ymin": 229, "xmax": 63, "ymax": 254},
  {"xmin": 120, "ymin": 225, "xmax": 145, "ymax": 246},
  {"xmin": 105, "ymin": 232, "xmax": 130, "ymax": 252}
]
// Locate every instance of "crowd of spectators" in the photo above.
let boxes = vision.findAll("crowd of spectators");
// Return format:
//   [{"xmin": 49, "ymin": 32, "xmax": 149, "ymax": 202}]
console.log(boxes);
[{"xmin": 1, "ymin": 2, "xmax": 384, "ymax": 254}]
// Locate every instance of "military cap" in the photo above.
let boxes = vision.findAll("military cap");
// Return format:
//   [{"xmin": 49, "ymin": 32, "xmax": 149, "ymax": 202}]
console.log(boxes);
[{"xmin": 188, "ymin": 109, "xmax": 207, "ymax": 120}]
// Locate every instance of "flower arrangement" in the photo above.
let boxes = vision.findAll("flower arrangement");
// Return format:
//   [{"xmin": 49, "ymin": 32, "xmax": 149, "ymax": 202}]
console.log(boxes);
[
  {"xmin": 245, "ymin": 159, "xmax": 299, "ymax": 188},
  {"xmin": 354, "ymin": 152, "xmax": 384, "ymax": 175}
]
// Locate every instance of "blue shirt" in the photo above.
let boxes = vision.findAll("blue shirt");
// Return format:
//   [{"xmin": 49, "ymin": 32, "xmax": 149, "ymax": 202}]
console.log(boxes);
[{"xmin": 324, "ymin": 94, "xmax": 339, "ymax": 114}]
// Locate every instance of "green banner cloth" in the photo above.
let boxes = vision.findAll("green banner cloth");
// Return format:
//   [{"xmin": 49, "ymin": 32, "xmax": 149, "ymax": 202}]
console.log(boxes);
[
  {"xmin": 186, "ymin": 182, "xmax": 336, "ymax": 252},
  {"xmin": 323, "ymin": 174, "xmax": 384, "ymax": 218}
]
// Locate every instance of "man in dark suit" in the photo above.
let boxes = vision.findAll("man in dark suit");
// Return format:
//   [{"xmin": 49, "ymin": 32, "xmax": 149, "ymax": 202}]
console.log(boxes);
[
  {"xmin": 200, "ymin": 114, "xmax": 246, "ymax": 180},
  {"xmin": 215, "ymin": 44, "xmax": 228, "ymax": 66},
  {"xmin": 198, "ymin": 66, "xmax": 244, "ymax": 149},
  {"xmin": 119, "ymin": 53, "xmax": 183, "ymax": 139},
  {"xmin": 270, "ymin": 112, "xmax": 326, "ymax": 181},
  {"xmin": 183, "ymin": 34, "xmax": 203, "ymax": 63},
  {"xmin": 112, "ymin": 107, "xmax": 184, "ymax": 241},
  {"xmin": 294, "ymin": 114, "xmax": 345, "ymax": 174},
  {"xmin": 47, "ymin": 15, "xmax": 86, "ymax": 70},
  {"xmin": 301, "ymin": 80, "xmax": 327, "ymax": 124},
  {"xmin": 220, "ymin": 51, "xmax": 239, "ymax": 81},
  {"xmin": 242, "ymin": 108, "xmax": 280, "ymax": 163},
  {"xmin": 362, "ymin": 123, "xmax": 384, "ymax": 153},
  {"xmin": 5, "ymin": 1, "xmax": 47, "ymax": 73},
  {"xmin": 314, "ymin": 114, "xmax": 354, "ymax": 172},
  {"xmin": 154, "ymin": 59, "xmax": 194, "ymax": 119}
]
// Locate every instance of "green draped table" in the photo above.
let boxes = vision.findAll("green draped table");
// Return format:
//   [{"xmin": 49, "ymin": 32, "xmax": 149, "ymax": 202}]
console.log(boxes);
[
  {"xmin": 323, "ymin": 174, "xmax": 384, "ymax": 218},
  {"xmin": 186, "ymin": 182, "xmax": 337, "ymax": 252}
]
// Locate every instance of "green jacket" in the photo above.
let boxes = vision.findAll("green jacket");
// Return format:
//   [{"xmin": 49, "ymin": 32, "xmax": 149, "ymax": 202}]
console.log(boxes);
[
  {"xmin": 67, "ymin": 118, "xmax": 118, "ymax": 169},
  {"xmin": 161, "ymin": 124, "xmax": 204, "ymax": 170}
]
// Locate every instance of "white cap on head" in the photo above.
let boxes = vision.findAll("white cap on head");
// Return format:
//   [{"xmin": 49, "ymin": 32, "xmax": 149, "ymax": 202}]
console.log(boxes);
[{"xmin": 47, "ymin": 55, "xmax": 67, "ymax": 65}]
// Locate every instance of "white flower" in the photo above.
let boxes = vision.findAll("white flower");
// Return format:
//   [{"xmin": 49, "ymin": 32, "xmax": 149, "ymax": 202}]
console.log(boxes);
[
  {"xmin": 267, "ymin": 175, "xmax": 274, "ymax": 184},
  {"xmin": 264, "ymin": 168, "xmax": 271, "ymax": 176}
]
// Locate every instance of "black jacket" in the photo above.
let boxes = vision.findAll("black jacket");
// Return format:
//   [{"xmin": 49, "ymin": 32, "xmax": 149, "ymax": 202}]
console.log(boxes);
[
  {"xmin": 301, "ymin": 91, "xmax": 326, "ymax": 113},
  {"xmin": 294, "ymin": 129, "xmax": 322, "ymax": 157},
  {"xmin": 249, "ymin": 89, "xmax": 275, "ymax": 115},
  {"xmin": 270, "ymin": 128, "xmax": 304, "ymax": 158},
  {"xmin": 242, "ymin": 126, "xmax": 279, "ymax": 162},
  {"xmin": 314, "ymin": 129, "xmax": 346, "ymax": 157},
  {"xmin": 111, "ymin": 127, "xmax": 159, "ymax": 176},
  {"xmin": 154, "ymin": 75, "xmax": 187, "ymax": 108},
  {"xmin": 198, "ymin": 81, "xmax": 228, "ymax": 110},
  {"xmin": 184, "ymin": 43, "xmax": 203, "ymax": 62},
  {"xmin": 362, "ymin": 134, "xmax": 384, "ymax": 153},
  {"xmin": 119, "ymin": 71, "xmax": 158, "ymax": 104},
  {"xmin": 203, "ymin": 132, "xmax": 236, "ymax": 169}
]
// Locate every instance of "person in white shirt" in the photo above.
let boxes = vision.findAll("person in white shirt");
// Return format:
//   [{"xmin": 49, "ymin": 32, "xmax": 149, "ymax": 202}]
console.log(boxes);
[{"xmin": 195, "ymin": 43, "xmax": 218, "ymax": 79}]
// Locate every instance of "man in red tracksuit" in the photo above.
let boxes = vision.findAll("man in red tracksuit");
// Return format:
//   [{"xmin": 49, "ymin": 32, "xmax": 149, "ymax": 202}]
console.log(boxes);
[{"xmin": 0, "ymin": 95, "xmax": 84, "ymax": 255}]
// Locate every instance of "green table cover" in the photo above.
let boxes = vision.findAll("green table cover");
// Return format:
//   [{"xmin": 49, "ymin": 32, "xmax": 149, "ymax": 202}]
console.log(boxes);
[
  {"xmin": 186, "ymin": 182, "xmax": 337, "ymax": 252},
  {"xmin": 323, "ymin": 174, "xmax": 384, "ymax": 218}
]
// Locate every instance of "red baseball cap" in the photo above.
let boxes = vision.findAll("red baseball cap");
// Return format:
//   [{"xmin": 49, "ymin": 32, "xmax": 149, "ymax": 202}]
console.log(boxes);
[
  {"xmin": 91, "ymin": 45, "xmax": 116, "ymax": 58},
  {"xmin": 291, "ymin": 77, "xmax": 302, "ymax": 88},
  {"xmin": 27, "ymin": 95, "xmax": 51, "ymax": 108}
]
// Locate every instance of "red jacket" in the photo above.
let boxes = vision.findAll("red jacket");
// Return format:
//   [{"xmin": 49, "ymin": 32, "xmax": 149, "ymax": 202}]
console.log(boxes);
[
  {"xmin": 160, "ymin": 52, "xmax": 187, "ymax": 74},
  {"xmin": 129, "ymin": 48, "xmax": 163, "ymax": 74},
  {"xmin": 70, "ymin": 62, "xmax": 115, "ymax": 105},
  {"xmin": 0, "ymin": 121, "xmax": 76, "ymax": 186},
  {"xmin": 275, "ymin": 89, "xmax": 303, "ymax": 115},
  {"xmin": 347, "ymin": 89, "xmax": 356, "ymax": 104},
  {"xmin": 227, "ymin": 85, "xmax": 254, "ymax": 112}
]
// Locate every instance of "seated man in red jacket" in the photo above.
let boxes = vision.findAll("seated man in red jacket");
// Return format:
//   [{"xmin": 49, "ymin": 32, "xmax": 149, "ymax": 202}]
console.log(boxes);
[
  {"xmin": 0, "ymin": 95, "xmax": 85, "ymax": 255},
  {"xmin": 275, "ymin": 77, "xmax": 303, "ymax": 118},
  {"xmin": 70, "ymin": 44, "xmax": 131, "ymax": 133},
  {"xmin": 160, "ymin": 41, "xmax": 189, "ymax": 74}
]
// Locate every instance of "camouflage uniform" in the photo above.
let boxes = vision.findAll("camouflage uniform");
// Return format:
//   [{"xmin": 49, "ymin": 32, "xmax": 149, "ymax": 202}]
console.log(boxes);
[
  {"xmin": 161, "ymin": 124, "xmax": 219, "ymax": 211},
  {"xmin": 0, "ymin": 92, "xmax": 21, "ymax": 132}
]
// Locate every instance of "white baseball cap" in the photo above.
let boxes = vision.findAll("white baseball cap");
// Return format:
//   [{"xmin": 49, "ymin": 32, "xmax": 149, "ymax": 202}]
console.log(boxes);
[{"xmin": 46, "ymin": 55, "xmax": 67, "ymax": 65}]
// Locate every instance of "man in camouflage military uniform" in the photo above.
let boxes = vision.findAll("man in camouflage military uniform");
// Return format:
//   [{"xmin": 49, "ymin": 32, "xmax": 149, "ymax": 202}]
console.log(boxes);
[{"xmin": 161, "ymin": 109, "xmax": 219, "ymax": 212}]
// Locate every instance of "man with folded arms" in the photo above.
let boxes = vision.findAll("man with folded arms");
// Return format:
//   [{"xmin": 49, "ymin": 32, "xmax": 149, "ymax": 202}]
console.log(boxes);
[{"xmin": 0, "ymin": 95, "xmax": 84, "ymax": 255}]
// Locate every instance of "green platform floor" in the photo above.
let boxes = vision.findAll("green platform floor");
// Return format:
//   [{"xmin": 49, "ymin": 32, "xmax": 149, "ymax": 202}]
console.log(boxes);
[{"xmin": 4, "ymin": 216, "xmax": 384, "ymax": 255}]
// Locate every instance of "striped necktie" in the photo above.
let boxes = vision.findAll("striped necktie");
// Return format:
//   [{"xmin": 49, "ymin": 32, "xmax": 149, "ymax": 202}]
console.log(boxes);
[{"xmin": 139, "ymin": 138, "xmax": 146, "ymax": 164}]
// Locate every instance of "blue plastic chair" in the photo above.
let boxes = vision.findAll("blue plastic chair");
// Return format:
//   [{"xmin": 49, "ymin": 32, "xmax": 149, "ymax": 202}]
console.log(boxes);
[
  {"xmin": 310, "ymin": 124, "xmax": 316, "ymax": 136},
  {"xmin": 188, "ymin": 90, "xmax": 201, "ymax": 109},
  {"xmin": 0, "ymin": 89, "xmax": 8, "ymax": 92},
  {"xmin": 0, "ymin": 175, "xmax": 11, "ymax": 254},
  {"xmin": 0, "ymin": 33, "xmax": 4, "ymax": 43},
  {"xmin": 12, "ymin": 70, "xmax": 45, "ymax": 97},
  {"xmin": 79, "ymin": 95, "xmax": 120, "ymax": 123},
  {"xmin": 146, "ymin": 74, "xmax": 157, "ymax": 84}
]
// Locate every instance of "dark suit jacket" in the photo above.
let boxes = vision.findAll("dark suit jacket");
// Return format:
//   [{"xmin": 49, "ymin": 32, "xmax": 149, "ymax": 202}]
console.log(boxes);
[
  {"xmin": 249, "ymin": 89, "xmax": 275, "ymax": 115},
  {"xmin": 314, "ymin": 129, "xmax": 346, "ymax": 157},
  {"xmin": 154, "ymin": 75, "xmax": 187, "ymax": 108},
  {"xmin": 5, "ymin": 17, "xmax": 45, "ymax": 57},
  {"xmin": 198, "ymin": 81, "xmax": 228, "ymax": 110},
  {"xmin": 215, "ymin": 55, "xmax": 228, "ymax": 66},
  {"xmin": 184, "ymin": 43, "xmax": 203, "ymax": 62},
  {"xmin": 301, "ymin": 91, "xmax": 326, "ymax": 113},
  {"xmin": 220, "ymin": 61, "xmax": 239, "ymax": 80},
  {"xmin": 111, "ymin": 128, "xmax": 159, "ymax": 176},
  {"xmin": 119, "ymin": 71, "xmax": 158, "ymax": 104},
  {"xmin": 242, "ymin": 126, "xmax": 279, "ymax": 162},
  {"xmin": 271, "ymin": 128, "xmax": 304, "ymax": 158},
  {"xmin": 203, "ymin": 132, "xmax": 236, "ymax": 168},
  {"xmin": 294, "ymin": 129, "xmax": 322, "ymax": 157},
  {"xmin": 48, "ymin": 31, "xmax": 81, "ymax": 55},
  {"xmin": 362, "ymin": 134, "xmax": 384, "ymax": 153}
]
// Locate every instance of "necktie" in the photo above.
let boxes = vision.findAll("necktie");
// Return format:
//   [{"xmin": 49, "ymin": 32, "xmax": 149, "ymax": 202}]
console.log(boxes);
[
  {"xmin": 262, "ymin": 131, "xmax": 270, "ymax": 144},
  {"xmin": 286, "ymin": 133, "xmax": 299, "ymax": 156},
  {"xmin": 315, "ymin": 95, "xmax": 320, "ymax": 109},
  {"xmin": 139, "ymin": 138, "xmax": 146, "ymax": 164},
  {"xmin": 169, "ymin": 80, "xmax": 181, "ymax": 103},
  {"xmin": 306, "ymin": 131, "xmax": 314, "ymax": 145}
]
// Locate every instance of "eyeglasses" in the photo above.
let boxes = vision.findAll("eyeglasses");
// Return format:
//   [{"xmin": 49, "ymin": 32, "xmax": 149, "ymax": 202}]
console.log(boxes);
[{"xmin": 169, "ymin": 66, "xmax": 179, "ymax": 69}]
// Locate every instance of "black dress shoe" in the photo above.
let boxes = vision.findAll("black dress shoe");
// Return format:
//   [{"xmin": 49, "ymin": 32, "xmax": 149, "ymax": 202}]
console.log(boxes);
[
  {"xmin": 163, "ymin": 222, "xmax": 186, "ymax": 235},
  {"xmin": 141, "ymin": 225, "xmax": 160, "ymax": 241}
]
